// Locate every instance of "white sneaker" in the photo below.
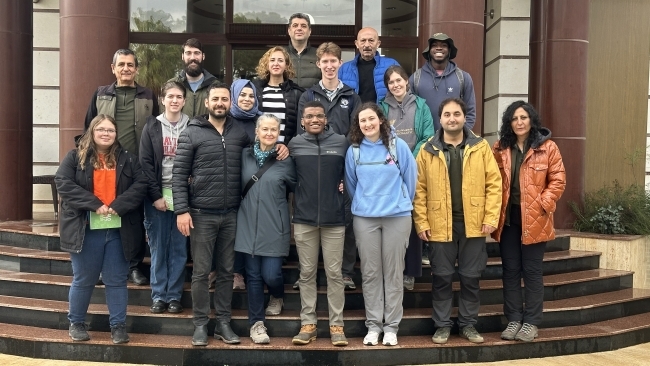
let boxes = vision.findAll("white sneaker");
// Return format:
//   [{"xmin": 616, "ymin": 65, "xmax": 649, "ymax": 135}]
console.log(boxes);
[
  {"xmin": 250, "ymin": 321, "xmax": 270, "ymax": 344},
  {"xmin": 382, "ymin": 332, "xmax": 398, "ymax": 346},
  {"xmin": 265, "ymin": 295, "xmax": 283, "ymax": 316},
  {"xmin": 363, "ymin": 331, "xmax": 381, "ymax": 346}
]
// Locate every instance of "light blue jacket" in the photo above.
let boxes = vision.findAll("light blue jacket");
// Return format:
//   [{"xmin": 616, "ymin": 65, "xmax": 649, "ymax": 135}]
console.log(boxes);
[
  {"xmin": 338, "ymin": 52, "xmax": 399, "ymax": 103},
  {"xmin": 345, "ymin": 134, "xmax": 417, "ymax": 218}
]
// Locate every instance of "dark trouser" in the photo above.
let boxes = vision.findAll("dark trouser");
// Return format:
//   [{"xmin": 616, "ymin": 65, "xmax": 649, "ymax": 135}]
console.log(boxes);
[
  {"xmin": 404, "ymin": 220, "xmax": 423, "ymax": 277},
  {"xmin": 189, "ymin": 209, "xmax": 237, "ymax": 326},
  {"xmin": 500, "ymin": 206, "xmax": 546, "ymax": 326},
  {"xmin": 429, "ymin": 221, "xmax": 487, "ymax": 329},
  {"xmin": 129, "ymin": 204, "xmax": 146, "ymax": 272},
  {"xmin": 243, "ymin": 254, "xmax": 284, "ymax": 325},
  {"xmin": 341, "ymin": 192, "xmax": 357, "ymax": 279}
]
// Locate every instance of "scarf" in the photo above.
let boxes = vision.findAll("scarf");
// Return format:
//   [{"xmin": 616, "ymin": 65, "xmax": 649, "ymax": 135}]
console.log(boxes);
[
  {"xmin": 230, "ymin": 79, "xmax": 261, "ymax": 119},
  {"xmin": 253, "ymin": 140, "xmax": 276, "ymax": 168}
]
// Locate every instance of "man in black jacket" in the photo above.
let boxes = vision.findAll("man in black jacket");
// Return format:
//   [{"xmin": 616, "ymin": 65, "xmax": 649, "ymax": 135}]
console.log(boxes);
[{"xmin": 172, "ymin": 82, "xmax": 249, "ymax": 346}]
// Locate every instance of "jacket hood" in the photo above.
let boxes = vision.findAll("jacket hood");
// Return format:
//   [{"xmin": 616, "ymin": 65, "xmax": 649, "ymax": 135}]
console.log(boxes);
[
  {"xmin": 425, "ymin": 125, "xmax": 482, "ymax": 154},
  {"xmin": 383, "ymin": 92, "xmax": 416, "ymax": 109},
  {"xmin": 189, "ymin": 114, "xmax": 233, "ymax": 131},
  {"xmin": 423, "ymin": 60, "xmax": 458, "ymax": 78},
  {"xmin": 531, "ymin": 127, "xmax": 552, "ymax": 149},
  {"xmin": 176, "ymin": 69, "xmax": 217, "ymax": 87},
  {"xmin": 300, "ymin": 127, "xmax": 337, "ymax": 142},
  {"xmin": 157, "ymin": 113, "xmax": 191, "ymax": 130}
]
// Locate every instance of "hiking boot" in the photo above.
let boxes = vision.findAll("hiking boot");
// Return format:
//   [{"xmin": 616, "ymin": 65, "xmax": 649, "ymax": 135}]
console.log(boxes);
[
  {"xmin": 330, "ymin": 325, "xmax": 348, "ymax": 346},
  {"xmin": 431, "ymin": 327, "xmax": 451, "ymax": 344},
  {"xmin": 292, "ymin": 324, "xmax": 317, "ymax": 345},
  {"xmin": 501, "ymin": 321, "xmax": 522, "ymax": 340},
  {"xmin": 383, "ymin": 332, "xmax": 398, "ymax": 346},
  {"xmin": 403, "ymin": 276, "xmax": 415, "ymax": 290},
  {"xmin": 343, "ymin": 277, "xmax": 356, "ymax": 290},
  {"xmin": 68, "ymin": 322, "xmax": 90, "ymax": 341},
  {"xmin": 214, "ymin": 320, "xmax": 240, "ymax": 344},
  {"xmin": 363, "ymin": 331, "xmax": 381, "ymax": 346},
  {"xmin": 515, "ymin": 323, "xmax": 538, "ymax": 342},
  {"xmin": 233, "ymin": 273, "xmax": 245, "ymax": 290},
  {"xmin": 293, "ymin": 279, "xmax": 300, "ymax": 290},
  {"xmin": 110, "ymin": 323, "xmax": 129, "ymax": 344},
  {"xmin": 250, "ymin": 321, "xmax": 270, "ymax": 344},
  {"xmin": 461, "ymin": 325, "xmax": 484, "ymax": 343},
  {"xmin": 265, "ymin": 295, "xmax": 283, "ymax": 316}
]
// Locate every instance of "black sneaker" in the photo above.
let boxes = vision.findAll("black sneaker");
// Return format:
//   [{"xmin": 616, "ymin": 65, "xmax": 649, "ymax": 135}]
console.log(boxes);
[
  {"xmin": 68, "ymin": 322, "xmax": 90, "ymax": 341},
  {"xmin": 111, "ymin": 323, "xmax": 130, "ymax": 344}
]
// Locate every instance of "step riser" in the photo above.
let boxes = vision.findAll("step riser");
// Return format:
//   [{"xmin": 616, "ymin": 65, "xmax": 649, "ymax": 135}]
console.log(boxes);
[
  {"xmin": 3, "ymin": 296, "xmax": 650, "ymax": 337},
  {"xmin": 0, "ymin": 231, "xmax": 59, "ymax": 251}
]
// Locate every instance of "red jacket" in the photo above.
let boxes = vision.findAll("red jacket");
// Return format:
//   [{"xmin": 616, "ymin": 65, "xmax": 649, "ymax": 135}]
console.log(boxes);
[{"xmin": 491, "ymin": 129, "xmax": 566, "ymax": 244}]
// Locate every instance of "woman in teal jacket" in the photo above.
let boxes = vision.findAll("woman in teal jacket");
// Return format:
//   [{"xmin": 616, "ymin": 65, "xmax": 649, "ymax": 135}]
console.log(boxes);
[{"xmin": 378, "ymin": 65, "xmax": 434, "ymax": 289}]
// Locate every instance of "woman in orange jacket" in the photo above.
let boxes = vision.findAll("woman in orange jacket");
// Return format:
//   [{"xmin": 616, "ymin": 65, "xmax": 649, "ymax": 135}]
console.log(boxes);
[{"xmin": 492, "ymin": 101, "xmax": 566, "ymax": 342}]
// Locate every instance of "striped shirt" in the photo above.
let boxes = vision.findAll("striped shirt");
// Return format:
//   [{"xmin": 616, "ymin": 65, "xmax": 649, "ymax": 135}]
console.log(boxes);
[{"xmin": 262, "ymin": 86, "xmax": 287, "ymax": 142}]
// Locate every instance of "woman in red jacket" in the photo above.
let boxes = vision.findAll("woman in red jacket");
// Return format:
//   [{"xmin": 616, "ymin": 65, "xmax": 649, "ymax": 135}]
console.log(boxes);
[{"xmin": 492, "ymin": 101, "xmax": 566, "ymax": 342}]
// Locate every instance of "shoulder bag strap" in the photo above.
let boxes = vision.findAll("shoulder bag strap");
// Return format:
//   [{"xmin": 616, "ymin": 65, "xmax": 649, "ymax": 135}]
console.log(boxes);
[{"xmin": 241, "ymin": 157, "xmax": 278, "ymax": 199}]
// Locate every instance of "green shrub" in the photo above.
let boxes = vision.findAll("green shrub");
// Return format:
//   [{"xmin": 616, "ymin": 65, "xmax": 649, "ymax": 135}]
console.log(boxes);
[{"xmin": 570, "ymin": 181, "xmax": 650, "ymax": 235}]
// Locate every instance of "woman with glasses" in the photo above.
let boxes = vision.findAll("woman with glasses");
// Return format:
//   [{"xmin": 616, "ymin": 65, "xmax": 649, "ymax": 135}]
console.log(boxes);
[{"xmin": 55, "ymin": 114, "xmax": 147, "ymax": 344}]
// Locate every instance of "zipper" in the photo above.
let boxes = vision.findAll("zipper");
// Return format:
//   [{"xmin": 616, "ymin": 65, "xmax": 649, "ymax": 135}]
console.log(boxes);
[{"xmin": 222, "ymin": 134, "xmax": 227, "ymax": 208}]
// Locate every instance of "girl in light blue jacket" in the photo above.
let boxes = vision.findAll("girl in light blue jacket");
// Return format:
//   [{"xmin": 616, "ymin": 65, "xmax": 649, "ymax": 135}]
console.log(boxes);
[{"xmin": 344, "ymin": 102, "xmax": 417, "ymax": 347}]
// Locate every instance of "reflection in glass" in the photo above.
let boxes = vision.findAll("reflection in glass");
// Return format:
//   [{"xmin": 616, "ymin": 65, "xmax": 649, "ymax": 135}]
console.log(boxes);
[
  {"xmin": 363, "ymin": 0, "xmax": 418, "ymax": 37},
  {"xmin": 233, "ymin": 49, "xmax": 267, "ymax": 80},
  {"xmin": 130, "ymin": 0, "xmax": 225, "ymax": 33},
  {"xmin": 233, "ymin": 0, "xmax": 354, "ymax": 25}
]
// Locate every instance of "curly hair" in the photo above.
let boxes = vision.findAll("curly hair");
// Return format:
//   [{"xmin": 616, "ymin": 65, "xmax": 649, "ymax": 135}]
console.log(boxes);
[
  {"xmin": 497, "ymin": 100, "xmax": 543, "ymax": 150},
  {"xmin": 77, "ymin": 115, "xmax": 119, "ymax": 170},
  {"xmin": 255, "ymin": 46, "xmax": 296, "ymax": 81},
  {"xmin": 349, "ymin": 102, "xmax": 392, "ymax": 149}
]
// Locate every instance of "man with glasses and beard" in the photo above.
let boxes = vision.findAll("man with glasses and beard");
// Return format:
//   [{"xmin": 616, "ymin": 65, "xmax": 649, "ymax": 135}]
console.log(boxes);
[{"xmin": 170, "ymin": 38, "xmax": 219, "ymax": 118}]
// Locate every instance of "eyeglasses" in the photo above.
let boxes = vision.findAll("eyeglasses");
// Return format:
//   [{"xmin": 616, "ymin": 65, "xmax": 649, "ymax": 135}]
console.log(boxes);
[
  {"xmin": 304, "ymin": 114, "xmax": 326, "ymax": 120},
  {"xmin": 95, "ymin": 128, "xmax": 116, "ymax": 134}
]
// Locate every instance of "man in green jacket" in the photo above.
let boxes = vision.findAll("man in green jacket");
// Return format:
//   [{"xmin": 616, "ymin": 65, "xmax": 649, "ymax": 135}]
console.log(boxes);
[
  {"xmin": 169, "ymin": 38, "xmax": 219, "ymax": 118},
  {"xmin": 286, "ymin": 13, "xmax": 320, "ymax": 89}
]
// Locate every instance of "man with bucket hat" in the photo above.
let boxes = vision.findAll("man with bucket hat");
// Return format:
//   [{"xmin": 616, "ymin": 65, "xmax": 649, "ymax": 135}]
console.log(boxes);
[{"xmin": 409, "ymin": 33, "xmax": 476, "ymax": 132}]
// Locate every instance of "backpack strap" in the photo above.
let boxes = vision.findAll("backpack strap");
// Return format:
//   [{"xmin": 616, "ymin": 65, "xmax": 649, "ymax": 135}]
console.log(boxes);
[
  {"xmin": 455, "ymin": 67, "xmax": 465, "ymax": 100},
  {"xmin": 413, "ymin": 68, "xmax": 422, "ymax": 95},
  {"xmin": 352, "ymin": 143, "xmax": 360, "ymax": 165}
]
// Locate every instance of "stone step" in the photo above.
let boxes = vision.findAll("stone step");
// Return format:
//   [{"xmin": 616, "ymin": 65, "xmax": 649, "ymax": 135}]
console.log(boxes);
[
  {"xmin": 1, "ymin": 312, "xmax": 650, "ymax": 365},
  {"xmin": 0, "ymin": 243, "xmax": 595, "ymax": 284},
  {"xmin": 1, "ymin": 288, "xmax": 649, "ymax": 337},
  {"xmin": 0, "ymin": 268, "xmax": 633, "ymax": 310}
]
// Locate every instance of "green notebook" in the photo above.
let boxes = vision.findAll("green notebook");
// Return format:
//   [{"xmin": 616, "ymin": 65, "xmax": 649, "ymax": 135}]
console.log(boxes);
[
  {"xmin": 89, "ymin": 211, "xmax": 121, "ymax": 230},
  {"xmin": 162, "ymin": 187, "xmax": 174, "ymax": 211}
]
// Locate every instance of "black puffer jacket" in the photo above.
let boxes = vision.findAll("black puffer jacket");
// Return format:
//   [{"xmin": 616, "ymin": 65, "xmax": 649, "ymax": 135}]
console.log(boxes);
[
  {"xmin": 172, "ymin": 115, "xmax": 251, "ymax": 214},
  {"xmin": 55, "ymin": 146, "xmax": 147, "ymax": 261},
  {"xmin": 252, "ymin": 78, "xmax": 304, "ymax": 144}
]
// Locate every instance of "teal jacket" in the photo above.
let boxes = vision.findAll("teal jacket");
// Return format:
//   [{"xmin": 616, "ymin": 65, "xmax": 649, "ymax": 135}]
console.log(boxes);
[{"xmin": 379, "ymin": 95, "xmax": 434, "ymax": 158}]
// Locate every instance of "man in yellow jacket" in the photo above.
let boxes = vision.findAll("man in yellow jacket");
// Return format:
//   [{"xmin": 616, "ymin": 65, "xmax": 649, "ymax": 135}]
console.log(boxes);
[{"xmin": 413, "ymin": 98, "xmax": 501, "ymax": 345}]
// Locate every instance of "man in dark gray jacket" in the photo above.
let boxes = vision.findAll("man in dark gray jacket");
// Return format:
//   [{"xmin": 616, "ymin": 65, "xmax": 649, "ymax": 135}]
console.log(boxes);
[
  {"xmin": 286, "ymin": 13, "xmax": 320, "ymax": 89},
  {"xmin": 172, "ymin": 82, "xmax": 249, "ymax": 347}
]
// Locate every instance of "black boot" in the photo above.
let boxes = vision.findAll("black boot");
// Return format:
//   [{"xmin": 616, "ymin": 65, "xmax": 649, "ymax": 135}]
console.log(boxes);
[
  {"xmin": 192, "ymin": 324, "xmax": 208, "ymax": 346},
  {"xmin": 213, "ymin": 320, "xmax": 240, "ymax": 344}
]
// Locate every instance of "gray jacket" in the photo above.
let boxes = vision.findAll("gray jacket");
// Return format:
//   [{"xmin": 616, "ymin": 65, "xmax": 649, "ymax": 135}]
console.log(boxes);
[
  {"xmin": 286, "ymin": 43, "xmax": 320, "ymax": 89},
  {"xmin": 234, "ymin": 147, "xmax": 297, "ymax": 257}
]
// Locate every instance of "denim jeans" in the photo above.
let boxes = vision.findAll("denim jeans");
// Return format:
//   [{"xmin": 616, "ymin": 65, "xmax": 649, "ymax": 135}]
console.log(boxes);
[
  {"xmin": 189, "ymin": 209, "xmax": 237, "ymax": 326},
  {"xmin": 242, "ymin": 254, "xmax": 284, "ymax": 325},
  {"xmin": 68, "ymin": 226, "xmax": 128, "ymax": 327},
  {"xmin": 144, "ymin": 198, "xmax": 187, "ymax": 303}
]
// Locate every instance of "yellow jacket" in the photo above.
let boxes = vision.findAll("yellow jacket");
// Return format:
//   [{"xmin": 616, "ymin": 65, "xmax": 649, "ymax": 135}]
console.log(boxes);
[{"xmin": 413, "ymin": 127, "xmax": 502, "ymax": 242}]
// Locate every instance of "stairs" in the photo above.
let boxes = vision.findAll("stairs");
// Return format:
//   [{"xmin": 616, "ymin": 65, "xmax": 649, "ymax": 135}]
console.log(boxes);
[{"xmin": 1, "ymin": 222, "xmax": 650, "ymax": 365}]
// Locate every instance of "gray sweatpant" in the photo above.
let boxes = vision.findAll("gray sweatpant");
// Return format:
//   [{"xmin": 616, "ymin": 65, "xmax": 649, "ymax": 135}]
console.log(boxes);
[{"xmin": 354, "ymin": 215, "xmax": 411, "ymax": 334}]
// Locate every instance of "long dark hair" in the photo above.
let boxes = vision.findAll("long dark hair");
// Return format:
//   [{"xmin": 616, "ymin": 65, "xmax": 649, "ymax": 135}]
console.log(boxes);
[
  {"xmin": 349, "ymin": 102, "xmax": 392, "ymax": 149},
  {"xmin": 497, "ymin": 100, "xmax": 543, "ymax": 150}
]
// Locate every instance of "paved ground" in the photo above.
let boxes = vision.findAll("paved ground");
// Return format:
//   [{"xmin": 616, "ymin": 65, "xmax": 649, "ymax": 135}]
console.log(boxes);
[{"xmin": 1, "ymin": 341, "xmax": 649, "ymax": 365}]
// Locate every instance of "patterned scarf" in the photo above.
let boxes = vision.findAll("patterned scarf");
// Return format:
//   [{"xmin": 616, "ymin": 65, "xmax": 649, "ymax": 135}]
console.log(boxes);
[{"xmin": 253, "ymin": 140, "xmax": 276, "ymax": 168}]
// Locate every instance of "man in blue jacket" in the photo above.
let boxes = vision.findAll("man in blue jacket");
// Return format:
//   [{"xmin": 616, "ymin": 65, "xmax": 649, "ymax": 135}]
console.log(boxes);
[
  {"xmin": 409, "ymin": 33, "xmax": 476, "ymax": 131},
  {"xmin": 339, "ymin": 27, "xmax": 399, "ymax": 103}
]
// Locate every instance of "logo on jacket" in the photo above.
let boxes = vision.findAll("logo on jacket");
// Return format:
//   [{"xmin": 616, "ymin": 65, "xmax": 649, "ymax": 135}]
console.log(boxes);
[
  {"xmin": 340, "ymin": 99, "xmax": 349, "ymax": 109},
  {"xmin": 447, "ymin": 87, "xmax": 454, "ymax": 93}
]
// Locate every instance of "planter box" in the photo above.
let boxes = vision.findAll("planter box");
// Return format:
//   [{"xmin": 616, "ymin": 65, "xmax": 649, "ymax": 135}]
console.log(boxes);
[{"xmin": 566, "ymin": 230, "xmax": 650, "ymax": 289}]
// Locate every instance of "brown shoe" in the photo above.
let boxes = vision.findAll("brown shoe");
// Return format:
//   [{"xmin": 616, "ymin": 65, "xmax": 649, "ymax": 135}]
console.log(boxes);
[
  {"xmin": 330, "ymin": 325, "xmax": 348, "ymax": 346},
  {"xmin": 292, "ymin": 324, "xmax": 317, "ymax": 345}
]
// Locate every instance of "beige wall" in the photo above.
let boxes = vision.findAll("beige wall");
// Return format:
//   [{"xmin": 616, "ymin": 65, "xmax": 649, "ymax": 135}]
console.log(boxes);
[
  {"xmin": 483, "ymin": 0, "xmax": 530, "ymax": 146},
  {"xmin": 33, "ymin": 0, "xmax": 61, "ymax": 213}
]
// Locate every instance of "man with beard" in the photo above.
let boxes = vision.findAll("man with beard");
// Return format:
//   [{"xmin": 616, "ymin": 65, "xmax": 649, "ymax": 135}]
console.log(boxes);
[
  {"xmin": 84, "ymin": 48, "xmax": 158, "ymax": 286},
  {"xmin": 409, "ymin": 33, "xmax": 476, "ymax": 131},
  {"xmin": 339, "ymin": 27, "xmax": 399, "ymax": 103},
  {"xmin": 170, "ymin": 82, "xmax": 250, "ymax": 346},
  {"xmin": 169, "ymin": 38, "xmax": 219, "ymax": 118}
]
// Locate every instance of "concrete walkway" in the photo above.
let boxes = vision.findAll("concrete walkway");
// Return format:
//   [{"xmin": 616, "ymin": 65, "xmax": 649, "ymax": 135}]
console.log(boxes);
[{"xmin": 1, "ymin": 341, "xmax": 649, "ymax": 366}]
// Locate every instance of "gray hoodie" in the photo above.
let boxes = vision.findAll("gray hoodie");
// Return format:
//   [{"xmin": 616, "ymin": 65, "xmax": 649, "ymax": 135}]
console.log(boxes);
[{"xmin": 159, "ymin": 113, "xmax": 190, "ymax": 187}]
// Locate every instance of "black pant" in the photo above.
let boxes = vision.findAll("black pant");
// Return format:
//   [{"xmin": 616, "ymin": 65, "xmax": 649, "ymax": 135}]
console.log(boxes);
[
  {"xmin": 404, "ymin": 220, "xmax": 422, "ymax": 277},
  {"xmin": 499, "ymin": 206, "xmax": 546, "ymax": 326}
]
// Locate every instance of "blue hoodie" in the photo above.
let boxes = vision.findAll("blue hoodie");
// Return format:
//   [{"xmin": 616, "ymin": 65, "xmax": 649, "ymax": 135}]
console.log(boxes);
[{"xmin": 344, "ymin": 132, "xmax": 417, "ymax": 218}]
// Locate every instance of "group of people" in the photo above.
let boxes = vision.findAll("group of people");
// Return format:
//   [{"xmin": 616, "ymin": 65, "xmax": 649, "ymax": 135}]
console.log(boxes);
[{"xmin": 54, "ymin": 12, "xmax": 566, "ymax": 349}]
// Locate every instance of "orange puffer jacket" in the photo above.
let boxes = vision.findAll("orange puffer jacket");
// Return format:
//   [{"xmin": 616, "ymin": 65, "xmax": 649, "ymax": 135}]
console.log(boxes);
[{"xmin": 491, "ymin": 128, "xmax": 566, "ymax": 244}]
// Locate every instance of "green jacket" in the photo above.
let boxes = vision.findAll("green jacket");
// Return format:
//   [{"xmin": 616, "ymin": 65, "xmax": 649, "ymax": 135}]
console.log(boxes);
[
  {"xmin": 379, "ymin": 95, "xmax": 434, "ymax": 158},
  {"xmin": 168, "ymin": 69, "xmax": 219, "ymax": 118}
]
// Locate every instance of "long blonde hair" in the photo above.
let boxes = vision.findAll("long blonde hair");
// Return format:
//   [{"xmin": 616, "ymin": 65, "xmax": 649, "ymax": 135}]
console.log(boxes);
[
  {"xmin": 255, "ymin": 46, "xmax": 296, "ymax": 81},
  {"xmin": 77, "ymin": 115, "xmax": 119, "ymax": 170}
]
